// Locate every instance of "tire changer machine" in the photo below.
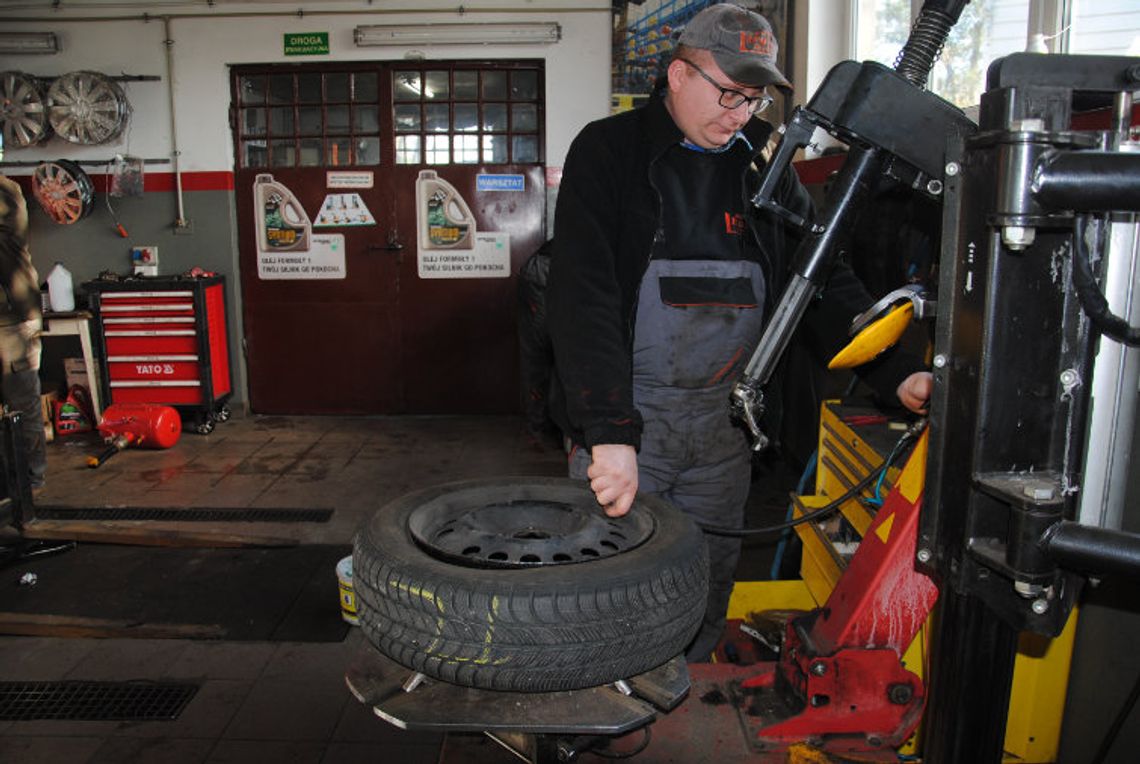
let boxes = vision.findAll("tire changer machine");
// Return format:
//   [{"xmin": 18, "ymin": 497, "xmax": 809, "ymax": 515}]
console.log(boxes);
[{"xmin": 348, "ymin": 2, "xmax": 1140, "ymax": 760}]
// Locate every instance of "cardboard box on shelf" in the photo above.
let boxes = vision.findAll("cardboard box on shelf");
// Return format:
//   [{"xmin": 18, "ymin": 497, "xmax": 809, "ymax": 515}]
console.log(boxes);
[
  {"xmin": 40, "ymin": 391, "xmax": 58, "ymax": 443},
  {"xmin": 64, "ymin": 357, "xmax": 88, "ymax": 390}
]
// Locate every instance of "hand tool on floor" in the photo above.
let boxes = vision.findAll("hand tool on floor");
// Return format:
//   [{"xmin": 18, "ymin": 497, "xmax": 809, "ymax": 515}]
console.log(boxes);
[{"xmin": 87, "ymin": 403, "xmax": 182, "ymax": 468}]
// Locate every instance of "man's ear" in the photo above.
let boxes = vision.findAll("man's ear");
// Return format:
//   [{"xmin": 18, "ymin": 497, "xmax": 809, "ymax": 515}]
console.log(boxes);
[{"xmin": 665, "ymin": 58, "xmax": 687, "ymax": 94}]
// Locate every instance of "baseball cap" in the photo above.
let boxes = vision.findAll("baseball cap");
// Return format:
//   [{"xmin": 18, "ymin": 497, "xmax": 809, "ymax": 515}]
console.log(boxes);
[{"xmin": 678, "ymin": 3, "xmax": 792, "ymax": 92}]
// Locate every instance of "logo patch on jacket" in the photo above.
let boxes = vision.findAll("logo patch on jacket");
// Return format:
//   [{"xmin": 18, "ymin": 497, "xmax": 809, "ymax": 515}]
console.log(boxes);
[{"xmin": 724, "ymin": 212, "xmax": 745, "ymax": 235}]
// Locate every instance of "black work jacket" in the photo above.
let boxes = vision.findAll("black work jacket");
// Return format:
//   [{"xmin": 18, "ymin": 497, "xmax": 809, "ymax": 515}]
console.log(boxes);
[{"xmin": 547, "ymin": 95, "xmax": 921, "ymax": 450}]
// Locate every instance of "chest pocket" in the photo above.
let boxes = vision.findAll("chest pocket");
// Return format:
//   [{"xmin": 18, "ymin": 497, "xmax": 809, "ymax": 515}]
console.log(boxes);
[{"xmin": 633, "ymin": 259, "xmax": 765, "ymax": 390}]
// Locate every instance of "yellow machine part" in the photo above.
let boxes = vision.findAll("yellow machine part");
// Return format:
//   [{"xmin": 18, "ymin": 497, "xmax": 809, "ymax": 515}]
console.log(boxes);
[
  {"xmin": 828, "ymin": 301, "xmax": 914, "ymax": 370},
  {"xmin": 729, "ymin": 401, "xmax": 1076, "ymax": 762}
]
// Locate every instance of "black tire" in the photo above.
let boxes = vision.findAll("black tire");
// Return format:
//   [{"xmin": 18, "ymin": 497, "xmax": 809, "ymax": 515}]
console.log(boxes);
[{"xmin": 353, "ymin": 477, "xmax": 708, "ymax": 693}]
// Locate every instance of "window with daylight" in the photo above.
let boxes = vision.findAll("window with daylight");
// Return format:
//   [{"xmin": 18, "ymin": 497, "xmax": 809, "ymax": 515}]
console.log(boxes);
[
  {"xmin": 1068, "ymin": 0, "xmax": 1140, "ymax": 56},
  {"xmin": 237, "ymin": 70, "xmax": 381, "ymax": 168},
  {"xmin": 854, "ymin": 0, "xmax": 1031, "ymax": 107},
  {"xmin": 393, "ymin": 66, "xmax": 543, "ymax": 166}
]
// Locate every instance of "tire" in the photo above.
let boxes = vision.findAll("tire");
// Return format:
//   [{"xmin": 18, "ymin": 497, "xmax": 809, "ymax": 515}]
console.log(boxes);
[{"xmin": 353, "ymin": 477, "xmax": 709, "ymax": 693}]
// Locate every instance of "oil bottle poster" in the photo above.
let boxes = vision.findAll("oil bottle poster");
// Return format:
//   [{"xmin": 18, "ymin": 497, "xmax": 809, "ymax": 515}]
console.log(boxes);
[
  {"xmin": 253, "ymin": 173, "xmax": 346, "ymax": 279},
  {"xmin": 415, "ymin": 170, "xmax": 509, "ymax": 279}
]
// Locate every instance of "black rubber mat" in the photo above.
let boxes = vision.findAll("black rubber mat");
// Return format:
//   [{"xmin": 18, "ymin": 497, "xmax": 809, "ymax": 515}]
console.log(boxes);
[
  {"xmin": 0, "ymin": 543, "xmax": 352, "ymax": 642},
  {"xmin": 33, "ymin": 506, "xmax": 333, "ymax": 523},
  {"xmin": 0, "ymin": 680, "xmax": 198, "ymax": 721}
]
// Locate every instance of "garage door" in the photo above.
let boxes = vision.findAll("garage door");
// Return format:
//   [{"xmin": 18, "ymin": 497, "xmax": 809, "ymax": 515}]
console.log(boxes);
[{"xmin": 231, "ymin": 61, "xmax": 546, "ymax": 414}]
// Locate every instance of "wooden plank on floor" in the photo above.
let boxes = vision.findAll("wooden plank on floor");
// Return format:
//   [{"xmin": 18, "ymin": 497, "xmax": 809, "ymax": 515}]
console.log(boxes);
[
  {"xmin": 0, "ymin": 612, "xmax": 225, "ymax": 639},
  {"xmin": 20, "ymin": 519, "xmax": 301, "ymax": 548}
]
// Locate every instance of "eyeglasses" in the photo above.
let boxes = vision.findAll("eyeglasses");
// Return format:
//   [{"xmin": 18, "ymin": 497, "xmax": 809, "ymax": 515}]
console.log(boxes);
[{"xmin": 679, "ymin": 58, "xmax": 773, "ymax": 115}]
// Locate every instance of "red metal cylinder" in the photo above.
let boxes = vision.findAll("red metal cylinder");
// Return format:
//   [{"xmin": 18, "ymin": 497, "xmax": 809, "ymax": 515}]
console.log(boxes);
[{"xmin": 97, "ymin": 403, "xmax": 182, "ymax": 449}]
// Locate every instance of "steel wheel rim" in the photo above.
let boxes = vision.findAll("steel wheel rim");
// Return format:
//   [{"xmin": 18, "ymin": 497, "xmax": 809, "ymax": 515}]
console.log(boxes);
[{"xmin": 408, "ymin": 491, "xmax": 655, "ymax": 569}]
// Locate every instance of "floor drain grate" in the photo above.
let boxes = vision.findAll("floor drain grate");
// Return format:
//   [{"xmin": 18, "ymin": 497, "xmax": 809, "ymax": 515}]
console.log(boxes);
[
  {"xmin": 35, "ymin": 506, "xmax": 333, "ymax": 523},
  {"xmin": 0, "ymin": 681, "xmax": 199, "ymax": 721}
]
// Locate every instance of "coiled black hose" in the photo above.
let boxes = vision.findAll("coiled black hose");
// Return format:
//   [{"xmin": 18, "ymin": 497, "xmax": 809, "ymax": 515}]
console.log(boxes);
[{"xmin": 894, "ymin": 8, "xmax": 957, "ymax": 87}]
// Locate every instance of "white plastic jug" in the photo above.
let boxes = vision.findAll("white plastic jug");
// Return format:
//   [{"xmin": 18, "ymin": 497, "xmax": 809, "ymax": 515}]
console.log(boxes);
[{"xmin": 46, "ymin": 262, "xmax": 75, "ymax": 312}]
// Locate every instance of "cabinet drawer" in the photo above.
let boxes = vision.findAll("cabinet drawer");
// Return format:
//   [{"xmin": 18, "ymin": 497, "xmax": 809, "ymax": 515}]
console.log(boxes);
[
  {"xmin": 105, "ymin": 330, "xmax": 198, "ymax": 356},
  {"xmin": 110, "ymin": 380, "xmax": 204, "ymax": 405},
  {"xmin": 107, "ymin": 356, "xmax": 200, "ymax": 382}
]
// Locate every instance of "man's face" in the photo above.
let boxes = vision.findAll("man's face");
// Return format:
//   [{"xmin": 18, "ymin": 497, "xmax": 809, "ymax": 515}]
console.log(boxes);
[{"xmin": 665, "ymin": 51, "xmax": 766, "ymax": 150}]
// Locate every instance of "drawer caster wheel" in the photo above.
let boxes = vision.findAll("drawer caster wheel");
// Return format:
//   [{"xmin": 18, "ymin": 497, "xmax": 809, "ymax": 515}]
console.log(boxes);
[
  {"xmin": 195, "ymin": 419, "xmax": 216, "ymax": 435},
  {"xmin": 213, "ymin": 405, "xmax": 231, "ymax": 423}
]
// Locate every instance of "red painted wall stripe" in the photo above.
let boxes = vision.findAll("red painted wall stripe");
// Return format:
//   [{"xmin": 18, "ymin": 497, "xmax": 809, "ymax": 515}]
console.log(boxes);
[{"xmin": 8, "ymin": 170, "xmax": 234, "ymax": 194}]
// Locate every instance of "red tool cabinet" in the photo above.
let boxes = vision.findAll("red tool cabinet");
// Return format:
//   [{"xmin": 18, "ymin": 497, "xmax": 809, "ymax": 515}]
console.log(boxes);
[{"xmin": 84, "ymin": 276, "xmax": 232, "ymax": 433}]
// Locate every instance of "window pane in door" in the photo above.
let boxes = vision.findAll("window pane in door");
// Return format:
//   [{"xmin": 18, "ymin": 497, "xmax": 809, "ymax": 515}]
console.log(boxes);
[
  {"xmin": 239, "ymin": 75, "xmax": 266, "ymax": 105},
  {"xmin": 299, "ymin": 138, "xmax": 322, "ymax": 166},
  {"xmin": 328, "ymin": 105, "xmax": 350, "ymax": 135},
  {"xmin": 482, "ymin": 70, "xmax": 507, "ymax": 99},
  {"xmin": 244, "ymin": 142, "xmax": 268, "ymax": 167},
  {"xmin": 454, "ymin": 70, "xmax": 479, "ymax": 99},
  {"xmin": 425, "ymin": 70, "xmax": 450, "ymax": 100},
  {"xmin": 394, "ymin": 104, "xmax": 420, "ymax": 132},
  {"xmin": 394, "ymin": 72, "xmax": 422, "ymax": 100},
  {"xmin": 298, "ymin": 73, "xmax": 322, "ymax": 103},
  {"xmin": 426, "ymin": 134, "xmax": 450, "ymax": 164},
  {"xmin": 512, "ymin": 135, "xmax": 538, "ymax": 163},
  {"xmin": 326, "ymin": 73, "xmax": 350, "ymax": 102},
  {"xmin": 269, "ymin": 75, "xmax": 293, "ymax": 105},
  {"xmin": 356, "ymin": 137, "xmax": 380, "ymax": 165},
  {"xmin": 483, "ymin": 103, "xmax": 507, "ymax": 132},
  {"xmin": 327, "ymin": 138, "xmax": 351, "ymax": 166},
  {"xmin": 242, "ymin": 108, "xmax": 266, "ymax": 136},
  {"xmin": 483, "ymin": 134, "xmax": 506, "ymax": 163},
  {"xmin": 454, "ymin": 134, "xmax": 479, "ymax": 163},
  {"xmin": 269, "ymin": 107, "xmax": 294, "ymax": 135},
  {"xmin": 396, "ymin": 135, "xmax": 421, "ymax": 164},
  {"xmin": 511, "ymin": 104, "xmax": 537, "ymax": 132},
  {"xmin": 299, "ymin": 106, "xmax": 323, "ymax": 135},
  {"xmin": 270, "ymin": 139, "xmax": 295, "ymax": 166},
  {"xmin": 454, "ymin": 103, "xmax": 478, "ymax": 132},
  {"xmin": 510, "ymin": 70, "xmax": 538, "ymax": 100},
  {"xmin": 353, "ymin": 72, "xmax": 378, "ymax": 101},
  {"xmin": 354, "ymin": 105, "xmax": 379, "ymax": 132},
  {"xmin": 425, "ymin": 104, "xmax": 449, "ymax": 132}
]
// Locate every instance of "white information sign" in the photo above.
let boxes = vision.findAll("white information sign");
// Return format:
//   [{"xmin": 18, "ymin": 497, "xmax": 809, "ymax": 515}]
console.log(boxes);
[
  {"xmin": 258, "ymin": 234, "xmax": 346, "ymax": 279},
  {"xmin": 326, "ymin": 171, "xmax": 374, "ymax": 189},
  {"xmin": 418, "ymin": 232, "xmax": 510, "ymax": 279}
]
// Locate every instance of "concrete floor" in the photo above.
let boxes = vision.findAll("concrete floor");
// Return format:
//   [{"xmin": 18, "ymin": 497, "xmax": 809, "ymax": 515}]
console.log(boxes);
[
  {"xmin": 0, "ymin": 413, "xmax": 576, "ymax": 764},
  {"xmin": 0, "ymin": 413, "xmax": 795, "ymax": 763}
]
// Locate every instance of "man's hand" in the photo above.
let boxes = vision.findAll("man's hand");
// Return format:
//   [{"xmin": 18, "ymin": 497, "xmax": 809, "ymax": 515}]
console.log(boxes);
[
  {"xmin": 897, "ymin": 371, "xmax": 933, "ymax": 414},
  {"xmin": 587, "ymin": 444, "xmax": 638, "ymax": 517}
]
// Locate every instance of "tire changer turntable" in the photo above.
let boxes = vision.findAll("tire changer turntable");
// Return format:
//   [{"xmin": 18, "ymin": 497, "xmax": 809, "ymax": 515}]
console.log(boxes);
[{"xmin": 346, "ymin": 2, "xmax": 1140, "ymax": 761}]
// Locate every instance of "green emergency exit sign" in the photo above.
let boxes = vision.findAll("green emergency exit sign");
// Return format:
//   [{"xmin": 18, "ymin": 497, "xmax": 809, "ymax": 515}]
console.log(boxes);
[{"xmin": 284, "ymin": 32, "xmax": 329, "ymax": 56}]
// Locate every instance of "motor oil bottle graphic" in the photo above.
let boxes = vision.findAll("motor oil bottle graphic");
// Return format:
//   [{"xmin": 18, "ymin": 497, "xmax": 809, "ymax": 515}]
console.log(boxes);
[
  {"xmin": 417, "ymin": 170, "xmax": 474, "ymax": 249},
  {"xmin": 254, "ymin": 173, "xmax": 311, "ymax": 252}
]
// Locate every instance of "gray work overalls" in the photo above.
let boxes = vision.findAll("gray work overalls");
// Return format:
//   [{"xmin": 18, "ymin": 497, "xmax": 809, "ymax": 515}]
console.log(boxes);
[{"xmin": 574, "ymin": 136, "xmax": 767, "ymax": 662}]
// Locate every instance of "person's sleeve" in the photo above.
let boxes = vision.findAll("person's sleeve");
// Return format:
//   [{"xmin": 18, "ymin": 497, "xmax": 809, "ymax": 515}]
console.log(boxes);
[{"xmin": 547, "ymin": 125, "xmax": 642, "ymax": 449}]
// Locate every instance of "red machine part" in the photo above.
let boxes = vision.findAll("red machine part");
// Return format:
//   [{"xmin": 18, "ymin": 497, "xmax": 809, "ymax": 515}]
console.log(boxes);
[{"xmin": 720, "ymin": 430, "xmax": 938, "ymax": 758}]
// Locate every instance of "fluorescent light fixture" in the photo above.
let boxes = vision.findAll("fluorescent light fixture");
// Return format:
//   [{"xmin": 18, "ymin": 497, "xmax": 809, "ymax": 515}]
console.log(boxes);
[
  {"xmin": 354, "ymin": 22, "xmax": 560, "ymax": 47},
  {"xmin": 0, "ymin": 32, "xmax": 60, "ymax": 55}
]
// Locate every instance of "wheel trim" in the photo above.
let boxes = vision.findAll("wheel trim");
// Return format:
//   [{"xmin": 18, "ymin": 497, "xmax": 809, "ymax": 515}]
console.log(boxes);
[
  {"xmin": 409, "ymin": 496, "xmax": 655, "ymax": 569},
  {"xmin": 47, "ymin": 71, "xmax": 128, "ymax": 145},
  {"xmin": 0, "ymin": 71, "xmax": 50, "ymax": 147}
]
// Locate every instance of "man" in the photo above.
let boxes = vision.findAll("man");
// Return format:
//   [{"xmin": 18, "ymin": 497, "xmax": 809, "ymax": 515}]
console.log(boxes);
[
  {"xmin": 0, "ymin": 150, "xmax": 47, "ymax": 492},
  {"xmin": 547, "ymin": 3, "xmax": 931, "ymax": 661}
]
